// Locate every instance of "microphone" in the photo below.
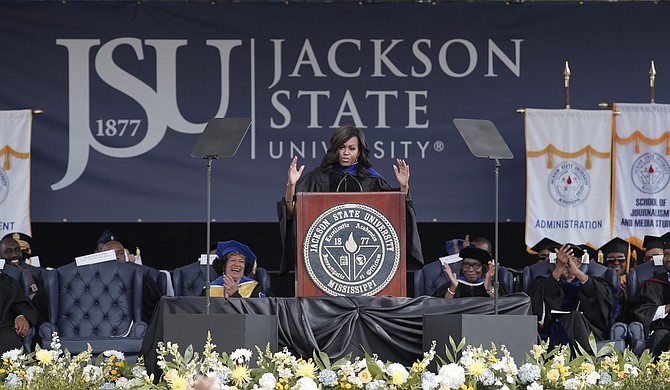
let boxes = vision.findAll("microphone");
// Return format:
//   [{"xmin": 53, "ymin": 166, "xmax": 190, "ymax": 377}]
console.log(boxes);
[{"xmin": 336, "ymin": 171, "xmax": 363, "ymax": 192}]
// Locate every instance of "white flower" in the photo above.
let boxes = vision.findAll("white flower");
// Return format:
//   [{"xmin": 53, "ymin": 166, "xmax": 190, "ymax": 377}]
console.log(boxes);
[
  {"xmin": 131, "ymin": 364, "xmax": 148, "ymax": 379},
  {"xmin": 24, "ymin": 366, "xmax": 44, "ymax": 383},
  {"xmin": 1, "ymin": 349, "xmax": 23, "ymax": 361},
  {"xmin": 386, "ymin": 363, "xmax": 409, "ymax": 385},
  {"xmin": 230, "ymin": 348, "xmax": 253, "ymax": 364},
  {"xmin": 115, "ymin": 377, "xmax": 132, "ymax": 389},
  {"xmin": 103, "ymin": 350, "xmax": 125, "ymax": 361},
  {"xmin": 623, "ymin": 363, "xmax": 640, "ymax": 377},
  {"xmin": 585, "ymin": 370, "xmax": 600, "ymax": 385},
  {"xmin": 527, "ymin": 383, "xmax": 544, "ymax": 390},
  {"xmin": 292, "ymin": 377, "xmax": 318, "ymax": 390},
  {"xmin": 83, "ymin": 365, "xmax": 103, "ymax": 382},
  {"xmin": 562, "ymin": 377, "xmax": 580, "ymax": 390},
  {"xmin": 437, "ymin": 363, "xmax": 465, "ymax": 389},
  {"xmin": 258, "ymin": 373, "xmax": 277, "ymax": 390}
]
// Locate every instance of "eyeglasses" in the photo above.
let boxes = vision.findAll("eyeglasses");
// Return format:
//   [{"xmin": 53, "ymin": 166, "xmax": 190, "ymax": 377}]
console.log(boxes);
[
  {"xmin": 462, "ymin": 262, "xmax": 482, "ymax": 271},
  {"xmin": 606, "ymin": 256, "xmax": 626, "ymax": 263}
]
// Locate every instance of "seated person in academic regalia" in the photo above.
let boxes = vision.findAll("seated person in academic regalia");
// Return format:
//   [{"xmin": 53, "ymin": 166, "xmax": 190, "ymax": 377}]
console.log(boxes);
[
  {"xmin": 529, "ymin": 244, "xmax": 615, "ymax": 353},
  {"xmin": 598, "ymin": 237, "xmax": 634, "ymax": 321},
  {"xmin": 0, "ymin": 272, "xmax": 38, "ymax": 354},
  {"xmin": 0, "ymin": 235, "xmax": 48, "ymax": 327},
  {"xmin": 643, "ymin": 234, "xmax": 665, "ymax": 264},
  {"xmin": 629, "ymin": 238, "xmax": 670, "ymax": 356},
  {"xmin": 206, "ymin": 240, "xmax": 269, "ymax": 298},
  {"xmin": 102, "ymin": 240, "xmax": 162, "ymax": 323},
  {"xmin": 529, "ymin": 237, "xmax": 561, "ymax": 264},
  {"xmin": 433, "ymin": 246, "xmax": 504, "ymax": 299}
]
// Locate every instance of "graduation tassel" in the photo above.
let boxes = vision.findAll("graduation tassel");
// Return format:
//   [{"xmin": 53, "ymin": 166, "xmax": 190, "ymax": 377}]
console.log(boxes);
[{"xmin": 597, "ymin": 250, "xmax": 604, "ymax": 265}]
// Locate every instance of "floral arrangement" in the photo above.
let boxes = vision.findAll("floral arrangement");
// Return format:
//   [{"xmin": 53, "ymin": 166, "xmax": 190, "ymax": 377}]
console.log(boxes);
[{"xmin": 3, "ymin": 332, "xmax": 670, "ymax": 389}]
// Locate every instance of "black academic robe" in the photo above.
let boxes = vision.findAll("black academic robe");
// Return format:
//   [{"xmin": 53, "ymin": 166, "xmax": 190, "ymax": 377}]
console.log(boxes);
[
  {"xmin": 529, "ymin": 275, "xmax": 614, "ymax": 352},
  {"xmin": 0, "ymin": 273, "xmax": 38, "ymax": 353},
  {"xmin": 277, "ymin": 167, "xmax": 424, "ymax": 274},
  {"xmin": 629, "ymin": 272, "xmax": 670, "ymax": 355}
]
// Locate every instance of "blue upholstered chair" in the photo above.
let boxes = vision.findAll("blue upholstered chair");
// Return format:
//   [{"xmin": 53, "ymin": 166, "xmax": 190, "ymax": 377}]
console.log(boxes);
[
  {"xmin": 625, "ymin": 261, "xmax": 665, "ymax": 355},
  {"xmin": 172, "ymin": 261, "xmax": 271, "ymax": 296},
  {"xmin": 413, "ymin": 259, "xmax": 514, "ymax": 297},
  {"xmin": 521, "ymin": 261, "xmax": 627, "ymax": 352},
  {"xmin": 172, "ymin": 262, "xmax": 218, "ymax": 296},
  {"xmin": 1, "ymin": 265, "xmax": 34, "ymax": 351},
  {"xmin": 38, "ymin": 261, "xmax": 147, "ymax": 362}
]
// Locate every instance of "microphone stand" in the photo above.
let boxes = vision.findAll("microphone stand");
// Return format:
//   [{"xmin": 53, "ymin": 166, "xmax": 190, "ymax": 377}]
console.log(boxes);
[{"xmin": 204, "ymin": 156, "xmax": 217, "ymax": 315}]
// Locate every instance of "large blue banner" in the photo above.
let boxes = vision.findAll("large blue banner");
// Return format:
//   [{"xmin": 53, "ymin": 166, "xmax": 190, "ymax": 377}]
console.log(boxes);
[{"xmin": 1, "ymin": 2, "xmax": 669, "ymax": 224}]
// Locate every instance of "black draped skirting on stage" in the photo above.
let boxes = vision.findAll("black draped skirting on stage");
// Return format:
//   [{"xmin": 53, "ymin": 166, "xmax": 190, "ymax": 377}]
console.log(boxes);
[{"xmin": 141, "ymin": 294, "xmax": 531, "ymax": 376}]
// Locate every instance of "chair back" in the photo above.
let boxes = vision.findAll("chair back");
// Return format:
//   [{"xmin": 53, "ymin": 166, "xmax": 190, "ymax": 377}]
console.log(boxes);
[
  {"xmin": 250, "ymin": 267, "xmax": 272, "ymax": 294},
  {"xmin": 628, "ymin": 261, "xmax": 665, "ymax": 298},
  {"xmin": 1, "ymin": 265, "xmax": 31, "ymax": 296},
  {"xmin": 413, "ymin": 260, "xmax": 448, "ymax": 297},
  {"xmin": 44, "ymin": 261, "xmax": 143, "ymax": 338},
  {"xmin": 172, "ymin": 262, "xmax": 217, "ymax": 296}
]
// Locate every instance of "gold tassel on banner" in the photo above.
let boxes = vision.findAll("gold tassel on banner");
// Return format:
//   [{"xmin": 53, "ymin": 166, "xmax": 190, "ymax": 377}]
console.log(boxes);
[
  {"xmin": 666, "ymin": 138, "xmax": 669, "ymax": 155},
  {"xmin": 586, "ymin": 149, "xmax": 592, "ymax": 169},
  {"xmin": 635, "ymin": 137, "xmax": 640, "ymax": 154},
  {"xmin": 547, "ymin": 150, "xmax": 553, "ymax": 168}
]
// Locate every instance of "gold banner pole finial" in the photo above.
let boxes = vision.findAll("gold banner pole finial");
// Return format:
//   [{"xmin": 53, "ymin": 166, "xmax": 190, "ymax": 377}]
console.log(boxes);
[
  {"xmin": 564, "ymin": 61, "xmax": 571, "ymax": 109},
  {"xmin": 650, "ymin": 60, "xmax": 656, "ymax": 104}
]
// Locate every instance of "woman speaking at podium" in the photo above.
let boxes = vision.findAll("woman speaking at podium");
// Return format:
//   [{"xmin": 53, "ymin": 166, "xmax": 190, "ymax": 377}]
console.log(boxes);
[{"xmin": 277, "ymin": 125, "xmax": 423, "ymax": 275}]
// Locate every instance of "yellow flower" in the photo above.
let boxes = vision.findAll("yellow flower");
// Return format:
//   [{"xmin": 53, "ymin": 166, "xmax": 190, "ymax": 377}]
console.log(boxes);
[
  {"xmin": 35, "ymin": 349, "xmax": 52, "ymax": 365},
  {"xmin": 111, "ymin": 369, "xmax": 117, "ymax": 375},
  {"xmin": 460, "ymin": 385, "xmax": 474, "ymax": 390},
  {"xmin": 357, "ymin": 369, "xmax": 372, "ymax": 384},
  {"xmin": 296, "ymin": 361, "xmax": 316, "ymax": 378},
  {"xmin": 115, "ymin": 361, "xmax": 124, "ymax": 367},
  {"xmin": 230, "ymin": 365, "xmax": 251, "ymax": 386},
  {"xmin": 345, "ymin": 384, "xmax": 352, "ymax": 389},
  {"xmin": 171, "ymin": 376, "xmax": 188, "ymax": 390},
  {"xmin": 468, "ymin": 360, "xmax": 486, "ymax": 377},
  {"xmin": 547, "ymin": 368, "xmax": 560, "ymax": 382},
  {"xmin": 579, "ymin": 362, "xmax": 595, "ymax": 374}
]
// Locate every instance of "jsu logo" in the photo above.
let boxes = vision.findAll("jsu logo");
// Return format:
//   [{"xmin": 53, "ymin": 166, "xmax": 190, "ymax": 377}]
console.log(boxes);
[{"xmin": 52, "ymin": 38, "xmax": 245, "ymax": 190}]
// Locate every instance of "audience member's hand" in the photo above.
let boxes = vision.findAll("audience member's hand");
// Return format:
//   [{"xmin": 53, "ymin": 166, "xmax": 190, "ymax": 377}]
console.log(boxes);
[
  {"xmin": 484, "ymin": 262, "xmax": 495, "ymax": 292},
  {"xmin": 124, "ymin": 249, "xmax": 136, "ymax": 263},
  {"xmin": 392, "ymin": 159, "xmax": 410, "ymax": 190},
  {"xmin": 287, "ymin": 156, "xmax": 304, "ymax": 187},
  {"xmin": 223, "ymin": 274, "xmax": 239, "ymax": 298},
  {"xmin": 14, "ymin": 315, "xmax": 29, "ymax": 337},
  {"xmin": 443, "ymin": 264, "xmax": 459, "ymax": 289}
]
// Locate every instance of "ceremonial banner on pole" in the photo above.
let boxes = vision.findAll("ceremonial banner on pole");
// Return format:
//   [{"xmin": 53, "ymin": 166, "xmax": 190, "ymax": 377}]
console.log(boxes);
[
  {"xmin": 613, "ymin": 103, "xmax": 670, "ymax": 246},
  {"xmin": 525, "ymin": 109, "xmax": 612, "ymax": 249},
  {"xmin": 0, "ymin": 110, "xmax": 32, "ymax": 237}
]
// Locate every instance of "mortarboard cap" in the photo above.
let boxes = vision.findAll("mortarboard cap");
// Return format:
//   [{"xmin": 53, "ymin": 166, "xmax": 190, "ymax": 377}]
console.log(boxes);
[
  {"xmin": 96, "ymin": 230, "xmax": 117, "ymax": 245},
  {"xmin": 663, "ymin": 232, "xmax": 670, "ymax": 249},
  {"xmin": 216, "ymin": 240, "xmax": 257, "ymax": 270},
  {"xmin": 446, "ymin": 238, "xmax": 470, "ymax": 255},
  {"xmin": 643, "ymin": 235, "xmax": 664, "ymax": 250},
  {"xmin": 459, "ymin": 246, "xmax": 492, "ymax": 264},
  {"xmin": 530, "ymin": 237, "xmax": 561, "ymax": 253},
  {"xmin": 598, "ymin": 237, "xmax": 630, "ymax": 256}
]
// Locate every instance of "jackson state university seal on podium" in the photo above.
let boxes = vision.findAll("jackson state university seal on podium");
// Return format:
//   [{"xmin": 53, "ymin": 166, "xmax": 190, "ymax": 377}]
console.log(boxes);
[{"xmin": 303, "ymin": 203, "xmax": 400, "ymax": 296}]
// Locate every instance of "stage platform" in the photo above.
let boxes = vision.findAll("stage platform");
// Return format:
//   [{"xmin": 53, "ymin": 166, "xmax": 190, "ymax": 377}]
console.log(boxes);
[{"xmin": 141, "ymin": 294, "xmax": 533, "ymax": 377}]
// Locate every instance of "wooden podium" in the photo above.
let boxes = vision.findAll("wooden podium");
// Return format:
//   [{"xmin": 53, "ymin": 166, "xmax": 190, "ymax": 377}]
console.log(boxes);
[{"xmin": 295, "ymin": 192, "xmax": 406, "ymax": 297}]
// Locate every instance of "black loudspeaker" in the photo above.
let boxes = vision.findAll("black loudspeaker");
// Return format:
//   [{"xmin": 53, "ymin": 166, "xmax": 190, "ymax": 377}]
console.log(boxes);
[
  {"xmin": 423, "ymin": 314, "xmax": 537, "ymax": 363},
  {"xmin": 163, "ymin": 314, "xmax": 278, "ymax": 358}
]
